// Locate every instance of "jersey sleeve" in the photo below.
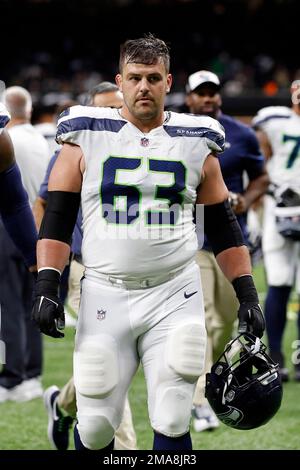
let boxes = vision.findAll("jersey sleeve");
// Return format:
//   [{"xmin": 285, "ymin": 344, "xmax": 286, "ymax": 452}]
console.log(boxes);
[
  {"xmin": 202, "ymin": 116, "xmax": 225, "ymax": 153},
  {"xmin": 0, "ymin": 104, "xmax": 10, "ymax": 135},
  {"xmin": 252, "ymin": 106, "xmax": 292, "ymax": 141},
  {"xmin": 56, "ymin": 105, "xmax": 125, "ymax": 146},
  {"xmin": 56, "ymin": 105, "xmax": 86, "ymax": 145},
  {"xmin": 189, "ymin": 115, "xmax": 225, "ymax": 153}
]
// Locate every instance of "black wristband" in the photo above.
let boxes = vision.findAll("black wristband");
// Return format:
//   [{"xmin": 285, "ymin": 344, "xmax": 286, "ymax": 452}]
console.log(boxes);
[
  {"xmin": 232, "ymin": 275, "xmax": 259, "ymax": 304},
  {"xmin": 36, "ymin": 269, "xmax": 61, "ymax": 297}
]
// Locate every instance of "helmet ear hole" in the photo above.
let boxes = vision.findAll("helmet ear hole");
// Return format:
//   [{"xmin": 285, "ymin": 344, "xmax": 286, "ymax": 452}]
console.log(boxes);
[{"xmin": 205, "ymin": 333, "xmax": 283, "ymax": 430}]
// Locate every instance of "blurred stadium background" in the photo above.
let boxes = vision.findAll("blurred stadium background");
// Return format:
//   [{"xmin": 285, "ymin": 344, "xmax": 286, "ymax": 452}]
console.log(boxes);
[{"xmin": 2, "ymin": 0, "xmax": 300, "ymax": 117}]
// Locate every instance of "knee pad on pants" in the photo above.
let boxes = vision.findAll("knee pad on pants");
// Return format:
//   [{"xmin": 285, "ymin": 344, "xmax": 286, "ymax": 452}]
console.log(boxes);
[
  {"xmin": 77, "ymin": 414, "xmax": 115, "ymax": 450},
  {"xmin": 150, "ymin": 322, "xmax": 207, "ymax": 437},
  {"xmin": 151, "ymin": 385, "xmax": 193, "ymax": 437},
  {"xmin": 74, "ymin": 336, "xmax": 119, "ymax": 397},
  {"xmin": 166, "ymin": 321, "xmax": 206, "ymax": 382}
]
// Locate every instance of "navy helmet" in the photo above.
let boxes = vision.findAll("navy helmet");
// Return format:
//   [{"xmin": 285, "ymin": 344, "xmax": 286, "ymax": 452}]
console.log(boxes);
[{"xmin": 205, "ymin": 333, "xmax": 283, "ymax": 430}]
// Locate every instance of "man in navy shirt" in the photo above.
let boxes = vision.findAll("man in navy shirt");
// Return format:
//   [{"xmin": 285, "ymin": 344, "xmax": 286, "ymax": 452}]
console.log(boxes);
[{"xmin": 185, "ymin": 70, "xmax": 269, "ymax": 432}]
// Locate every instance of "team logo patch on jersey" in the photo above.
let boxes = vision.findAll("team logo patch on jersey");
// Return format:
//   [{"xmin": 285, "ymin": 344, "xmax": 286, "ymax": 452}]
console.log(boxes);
[
  {"xmin": 140, "ymin": 137, "xmax": 149, "ymax": 147},
  {"xmin": 97, "ymin": 309, "xmax": 106, "ymax": 321}
]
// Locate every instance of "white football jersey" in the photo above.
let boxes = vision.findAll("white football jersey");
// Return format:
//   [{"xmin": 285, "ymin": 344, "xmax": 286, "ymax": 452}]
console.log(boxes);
[
  {"xmin": 253, "ymin": 106, "xmax": 300, "ymax": 189},
  {"xmin": 57, "ymin": 106, "xmax": 225, "ymax": 279},
  {"xmin": 0, "ymin": 103, "xmax": 10, "ymax": 134}
]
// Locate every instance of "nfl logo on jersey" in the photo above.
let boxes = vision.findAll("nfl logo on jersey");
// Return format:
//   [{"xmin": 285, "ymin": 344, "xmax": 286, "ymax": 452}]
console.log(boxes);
[
  {"xmin": 97, "ymin": 309, "xmax": 106, "ymax": 321},
  {"xmin": 140, "ymin": 137, "xmax": 149, "ymax": 147}
]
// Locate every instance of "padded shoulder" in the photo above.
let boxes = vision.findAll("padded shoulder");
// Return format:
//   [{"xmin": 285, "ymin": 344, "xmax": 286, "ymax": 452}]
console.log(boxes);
[{"xmin": 252, "ymin": 106, "xmax": 292, "ymax": 128}]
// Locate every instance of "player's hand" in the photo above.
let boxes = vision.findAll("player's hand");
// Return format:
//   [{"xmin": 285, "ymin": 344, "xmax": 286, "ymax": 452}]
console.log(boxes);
[
  {"xmin": 237, "ymin": 302, "xmax": 265, "ymax": 338},
  {"xmin": 32, "ymin": 269, "xmax": 65, "ymax": 338},
  {"xmin": 232, "ymin": 275, "xmax": 265, "ymax": 338},
  {"xmin": 229, "ymin": 192, "xmax": 247, "ymax": 214}
]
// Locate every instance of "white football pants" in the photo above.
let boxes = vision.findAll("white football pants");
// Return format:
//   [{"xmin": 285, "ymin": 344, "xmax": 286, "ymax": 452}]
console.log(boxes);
[{"xmin": 74, "ymin": 261, "xmax": 206, "ymax": 449}]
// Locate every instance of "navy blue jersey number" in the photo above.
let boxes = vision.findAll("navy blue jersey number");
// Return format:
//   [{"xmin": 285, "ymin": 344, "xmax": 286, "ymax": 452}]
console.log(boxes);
[
  {"xmin": 100, "ymin": 156, "xmax": 186, "ymax": 225},
  {"xmin": 283, "ymin": 135, "xmax": 300, "ymax": 168},
  {"xmin": 146, "ymin": 159, "xmax": 186, "ymax": 225}
]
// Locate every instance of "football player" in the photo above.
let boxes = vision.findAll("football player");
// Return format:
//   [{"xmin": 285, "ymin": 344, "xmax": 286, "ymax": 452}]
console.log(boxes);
[
  {"xmin": 253, "ymin": 81, "xmax": 300, "ymax": 382},
  {"xmin": 32, "ymin": 34, "xmax": 264, "ymax": 451}
]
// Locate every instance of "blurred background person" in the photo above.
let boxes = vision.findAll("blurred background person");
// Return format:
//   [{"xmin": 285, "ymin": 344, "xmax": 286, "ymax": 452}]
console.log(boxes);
[
  {"xmin": 185, "ymin": 70, "xmax": 268, "ymax": 432},
  {"xmin": 0, "ymin": 87, "xmax": 49, "ymax": 403},
  {"xmin": 33, "ymin": 103, "xmax": 61, "ymax": 159},
  {"xmin": 0, "ymin": 103, "xmax": 37, "ymax": 271},
  {"xmin": 253, "ymin": 81, "xmax": 300, "ymax": 382}
]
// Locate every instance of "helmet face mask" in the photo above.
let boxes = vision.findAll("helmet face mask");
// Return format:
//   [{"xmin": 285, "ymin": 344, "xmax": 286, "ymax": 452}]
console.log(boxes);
[{"xmin": 205, "ymin": 333, "xmax": 283, "ymax": 430}]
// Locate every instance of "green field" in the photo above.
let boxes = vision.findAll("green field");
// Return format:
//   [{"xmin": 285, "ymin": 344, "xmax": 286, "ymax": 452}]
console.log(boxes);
[{"xmin": 0, "ymin": 262, "xmax": 299, "ymax": 450}]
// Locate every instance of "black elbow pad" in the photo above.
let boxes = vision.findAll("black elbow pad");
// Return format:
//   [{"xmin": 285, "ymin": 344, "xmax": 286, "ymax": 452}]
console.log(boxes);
[
  {"xmin": 204, "ymin": 200, "xmax": 245, "ymax": 256},
  {"xmin": 39, "ymin": 191, "xmax": 81, "ymax": 244}
]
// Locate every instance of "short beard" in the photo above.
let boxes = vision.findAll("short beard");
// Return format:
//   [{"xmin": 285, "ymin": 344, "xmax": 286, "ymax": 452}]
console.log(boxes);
[{"xmin": 132, "ymin": 106, "xmax": 157, "ymax": 121}]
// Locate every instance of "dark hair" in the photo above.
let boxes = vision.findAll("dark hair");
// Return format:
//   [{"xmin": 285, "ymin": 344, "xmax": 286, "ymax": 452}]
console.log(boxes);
[
  {"xmin": 119, "ymin": 33, "xmax": 170, "ymax": 73},
  {"xmin": 87, "ymin": 81, "xmax": 119, "ymax": 105}
]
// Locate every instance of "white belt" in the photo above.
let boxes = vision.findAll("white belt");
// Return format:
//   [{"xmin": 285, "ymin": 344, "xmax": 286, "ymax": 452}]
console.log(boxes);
[{"xmin": 85, "ymin": 262, "xmax": 193, "ymax": 290}]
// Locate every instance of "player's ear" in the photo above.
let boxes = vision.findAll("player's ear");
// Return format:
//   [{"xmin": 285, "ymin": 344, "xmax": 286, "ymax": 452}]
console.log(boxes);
[
  {"xmin": 115, "ymin": 74, "xmax": 122, "ymax": 92},
  {"xmin": 166, "ymin": 74, "xmax": 172, "ymax": 94}
]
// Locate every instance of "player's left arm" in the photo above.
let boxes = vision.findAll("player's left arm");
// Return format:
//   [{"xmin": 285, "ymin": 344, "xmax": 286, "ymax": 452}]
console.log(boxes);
[{"xmin": 197, "ymin": 154, "xmax": 265, "ymax": 337}]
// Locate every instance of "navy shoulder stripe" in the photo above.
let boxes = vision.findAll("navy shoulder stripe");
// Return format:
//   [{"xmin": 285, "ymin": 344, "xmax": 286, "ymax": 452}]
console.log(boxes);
[
  {"xmin": 57, "ymin": 117, "xmax": 127, "ymax": 137},
  {"xmin": 254, "ymin": 114, "xmax": 291, "ymax": 126},
  {"xmin": 0, "ymin": 115, "xmax": 10, "ymax": 129},
  {"xmin": 164, "ymin": 125, "xmax": 225, "ymax": 150},
  {"xmin": 59, "ymin": 108, "xmax": 71, "ymax": 119}
]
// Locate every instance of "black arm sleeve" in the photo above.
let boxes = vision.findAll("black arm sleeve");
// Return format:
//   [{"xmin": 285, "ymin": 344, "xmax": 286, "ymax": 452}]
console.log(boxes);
[
  {"xmin": 39, "ymin": 191, "xmax": 81, "ymax": 244},
  {"xmin": 204, "ymin": 199, "xmax": 245, "ymax": 256}
]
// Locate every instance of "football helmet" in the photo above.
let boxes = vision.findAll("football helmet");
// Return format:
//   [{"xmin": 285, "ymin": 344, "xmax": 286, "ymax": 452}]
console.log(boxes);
[{"xmin": 205, "ymin": 333, "xmax": 282, "ymax": 430}]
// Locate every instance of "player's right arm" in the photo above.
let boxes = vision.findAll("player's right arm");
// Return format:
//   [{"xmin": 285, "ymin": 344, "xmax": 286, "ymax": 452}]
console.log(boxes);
[
  {"xmin": 32, "ymin": 143, "xmax": 83, "ymax": 338},
  {"xmin": 37, "ymin": 142, "xmax": 83, "ymax": 271}
]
